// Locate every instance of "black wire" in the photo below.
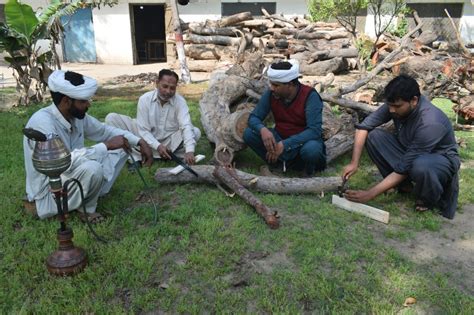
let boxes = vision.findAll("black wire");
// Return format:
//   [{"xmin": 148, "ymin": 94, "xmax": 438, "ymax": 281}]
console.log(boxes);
[{"xmin": 63, "ymin": 178, "xmax": 108, "ymax": 243}]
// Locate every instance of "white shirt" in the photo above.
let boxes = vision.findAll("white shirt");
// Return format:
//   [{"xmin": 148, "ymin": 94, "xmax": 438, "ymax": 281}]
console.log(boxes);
[
  {"xmin": 23, "ymin": 104, "xmax": 140, "ymax": 201},
  {"xmin": 137, "ymin": 90, "xmax": 196, "ymax": 153}
]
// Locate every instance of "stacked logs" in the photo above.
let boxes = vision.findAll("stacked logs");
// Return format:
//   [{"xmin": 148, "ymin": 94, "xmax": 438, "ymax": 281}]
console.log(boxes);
[{"xmin": 177, "ymin": 10, "xmax": 357, "ymax": 75}]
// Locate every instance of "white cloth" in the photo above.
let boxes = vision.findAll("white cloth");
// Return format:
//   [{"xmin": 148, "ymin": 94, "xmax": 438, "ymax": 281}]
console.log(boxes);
[
  {"xmin": 105, "ymin": 113, "xmax": 200, "ymax": 160},
  {"xmin": 114, "ymin": 89, "xmax": 198, "ymax": 153},
  {"xmin": 48, "ymin": 70, "xmax": 98, "ymax": 100},
  {"xmin": 266, "ymin": 59, "xmax": 300, "ymax": 83},
  {"xmin": 23, "ymin": 104, "xmax": 141, "ymax": 219}
]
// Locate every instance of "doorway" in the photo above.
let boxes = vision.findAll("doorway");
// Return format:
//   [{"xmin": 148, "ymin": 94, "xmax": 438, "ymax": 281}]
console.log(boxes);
[{"xmin": 131, "ymin": 4, "xmax": 167, "ymax": 64}]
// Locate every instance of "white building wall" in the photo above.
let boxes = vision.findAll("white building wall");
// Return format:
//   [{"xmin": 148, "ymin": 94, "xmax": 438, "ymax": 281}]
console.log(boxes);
[
  {"xmin": 460, "ymin": 0, "xmax": 474, "ymax": 46},
  {"xmin": 93, "ymin": 3, "xmax": 136, "ymax": 64},
  {"xmin": 177, "ymin": 0, "xmax": 309, "ymax": 22}
]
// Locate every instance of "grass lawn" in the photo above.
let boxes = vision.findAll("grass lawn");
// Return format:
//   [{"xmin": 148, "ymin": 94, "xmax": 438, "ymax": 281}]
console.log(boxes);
[{"xmin": 0, "ymin": 88, "xmax": 473, "ymax": 313}]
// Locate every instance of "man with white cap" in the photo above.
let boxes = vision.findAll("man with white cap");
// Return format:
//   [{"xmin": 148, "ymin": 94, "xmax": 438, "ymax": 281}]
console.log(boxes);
[
  {"xmin": 23, "ymin": 70, "xmax": 153, "ymax": 221},
  {"xmin": 243, "ymin": 60, "xmax": 326, "ymax": 176}
]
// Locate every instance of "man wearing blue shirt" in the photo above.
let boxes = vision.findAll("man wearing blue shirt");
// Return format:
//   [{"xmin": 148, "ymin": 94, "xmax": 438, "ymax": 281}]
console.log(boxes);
[
  {"xmin": 342, "ymin": 75, "xmax": 460, "ymax": 219},
  {"xmin": 243, "ymin": 60, "xmax": 326, "ymax": 176}
]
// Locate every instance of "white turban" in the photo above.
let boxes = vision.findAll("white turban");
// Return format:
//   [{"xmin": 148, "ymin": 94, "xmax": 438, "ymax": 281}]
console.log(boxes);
[
  {"xmin": 48, "ymin": 70, "xmax": 98, "ymax": 100},
  {"xmin": 266, "ymin": 59, "xmax": 300, "ymax": 83}
]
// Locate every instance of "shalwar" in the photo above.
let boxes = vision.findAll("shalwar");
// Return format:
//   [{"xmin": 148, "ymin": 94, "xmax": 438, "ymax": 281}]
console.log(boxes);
[
  {"xmin": 105, "ymin": 89, "xmax": 200, "ymax": 160},
  {"xmin": 24, "ymin": 104, "xmax": 140, "ymax": 219},
  {"xmin": 357, "ymin": 96, "xmax": 460, "ymax": 219}
]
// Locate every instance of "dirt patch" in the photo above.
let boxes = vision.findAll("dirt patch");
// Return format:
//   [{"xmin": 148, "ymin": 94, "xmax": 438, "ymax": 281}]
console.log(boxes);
[
  {"xmin": 222, "ymin": 248, "xmax": 296, "ymax": 288},
  {"xmin": 372, "ymin": 204, "xmax": 474, "ymax": 295}
]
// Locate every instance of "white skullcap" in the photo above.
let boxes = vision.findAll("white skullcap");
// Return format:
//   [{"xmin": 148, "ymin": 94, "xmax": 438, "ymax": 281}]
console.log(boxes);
[
  {"xmin": 266, "ymin": 59, "xmax": 300, "ymax": 83},
  {"xmin": 48, "ymin": 70, "xmax": 98, "ymax": 100}
]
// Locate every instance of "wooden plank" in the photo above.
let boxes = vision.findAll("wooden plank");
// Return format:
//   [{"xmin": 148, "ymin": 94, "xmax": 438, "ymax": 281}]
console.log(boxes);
[
  {"xmin": 168, "ymin": 155, "xmax": 205, "ymax": 175},
  {"xmin": 331, "ymin": 195, "xmax": 390, "ymax": 224}
]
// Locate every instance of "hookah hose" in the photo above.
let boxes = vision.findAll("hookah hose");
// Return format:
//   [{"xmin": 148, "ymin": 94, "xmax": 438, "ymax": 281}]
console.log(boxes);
[
  {"xmin": 63, "ymin": 178, "xmax": 108, "ymax": 243},
  {"xmin": 127, "ymin": 152, "xmax": 159, "ymax": 224}
]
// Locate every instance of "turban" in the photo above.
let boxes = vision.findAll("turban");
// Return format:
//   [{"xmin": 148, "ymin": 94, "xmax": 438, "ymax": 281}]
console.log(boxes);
[
  {"xmin": 48, "ymin": 70, "xmax": 98, "ymax": 100},
  {"xmin": 266, "ymin": 59, "xmax": 300, "ymax": 83}
]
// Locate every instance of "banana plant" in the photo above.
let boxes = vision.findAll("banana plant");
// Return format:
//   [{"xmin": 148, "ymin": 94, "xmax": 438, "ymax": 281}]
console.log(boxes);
[{"xmin": 0, "ymin": 0, "xmax": 117, "ymax": 106}]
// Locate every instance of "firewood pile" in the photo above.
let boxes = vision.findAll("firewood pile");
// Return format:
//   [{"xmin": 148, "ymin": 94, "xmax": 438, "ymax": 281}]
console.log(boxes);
[
  {"xmin": 175, "ymin": 10, "xmax": 357, "ymax": 76},
  {"xmin": 195, "ymin": 11, "xmax": 474, "ymax": 165}
]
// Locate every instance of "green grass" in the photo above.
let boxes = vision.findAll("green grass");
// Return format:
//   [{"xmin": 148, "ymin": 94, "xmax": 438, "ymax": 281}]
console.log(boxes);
[{"xmin": 0, "ymin": 93, "xmax": 473, "ymax": 313}]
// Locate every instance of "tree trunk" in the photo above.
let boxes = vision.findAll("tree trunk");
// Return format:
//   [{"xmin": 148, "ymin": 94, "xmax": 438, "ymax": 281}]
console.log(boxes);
[
  {"xmin": 299, "ymin": 57, "xmax": 348, "ymax": 75},
  {"xmin": 309, "ymin": 48, "xmax": 359, "ymax": 61},
  {"xmin": 154, "ymin": 165, "xmax": 342, "ymax": 194},
  {"xmin": 184, "ymin": 44, "xmax": 236, "ymax": 60},
  {"xmin": 219, "ymin": 11, "xmax": 253, "ymax": 27},
  {"xmin": 185, "ymin": 33, "xmax": 242, "ymax": 46},
  {"xmin": 188, "ymin": 24, "xmax": 240, "ymax": 37},
  {"xmin": 169, "ymin": 0, "xmax": 191, "ymax": 83}
]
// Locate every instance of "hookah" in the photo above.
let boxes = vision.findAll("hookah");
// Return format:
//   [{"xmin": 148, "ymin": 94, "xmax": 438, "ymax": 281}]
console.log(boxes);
[
  {"xmin": 23, "ymin": 128, "xmax": 159, "ymax": 275},
  {"xmin": 24, "ymin": 128, "xmax": 89, "ymax": 276}
]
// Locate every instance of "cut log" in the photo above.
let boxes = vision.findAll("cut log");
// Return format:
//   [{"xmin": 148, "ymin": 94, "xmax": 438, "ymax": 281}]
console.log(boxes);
[
  {"xmin": 238, "ymin": 19, "xmax": 275, "ymax": 28},
  {"xmin": 188, "ymin": 24, "xmax": 240, "ymax": 37},
  {"xmin": 184, "ymin": 44, "xmax": 236, "ymax": 60},
  {"xmin": 309, "ymin": 48, "xmax": 359, "ymax": 62},
  {"xmin": 213, "ymin": 166, "xmax": 280, "ymax": 229},
  {"xmin": 155, "ymin": 165, "xmax": 342, "ymax": 194},
  {"xmin": 180, "ymin": 59, "xmax": 220, "ymax": 72},
  {"xmin": 184, "ymin": 34, "xmax": 241, "ymax": 46},
  {"xmin": 219, "ymin": 11, "xmax": 253, "ymax": 27},
  {"xmin": 299, "ymin": 57, "xmax": 348, "ymax": 76}
]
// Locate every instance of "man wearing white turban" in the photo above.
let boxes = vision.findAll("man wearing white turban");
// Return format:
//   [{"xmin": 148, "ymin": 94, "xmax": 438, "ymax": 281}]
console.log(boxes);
[
  {"xmin": 23, "ymin": 70, "xmax": 153, "ymax": 221},
  {"xmin": 243, "ymin": 60, "xmax": 326, "ymax": 176}
]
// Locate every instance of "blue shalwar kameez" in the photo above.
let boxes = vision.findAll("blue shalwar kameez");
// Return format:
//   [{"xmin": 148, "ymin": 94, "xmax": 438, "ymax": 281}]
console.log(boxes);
[{"xmin": 356, "ymin": 96, "xmax": 460, "ymax": 219}]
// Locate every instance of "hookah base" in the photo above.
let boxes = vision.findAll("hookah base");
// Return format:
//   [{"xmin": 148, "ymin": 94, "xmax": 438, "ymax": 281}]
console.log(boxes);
[{"xmin": 46, "ymin": 227, "xmax": 88, "ymax": 276}]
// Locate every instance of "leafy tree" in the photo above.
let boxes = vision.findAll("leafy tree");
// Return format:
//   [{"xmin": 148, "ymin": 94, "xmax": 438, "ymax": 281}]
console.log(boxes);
[
  {"xmin": 0, "ymin": 0, "xmax": 117, "ymax": 106},
  {"xmin": 368, "ymin": 0, "xmax": 406, "ymax": 47}
]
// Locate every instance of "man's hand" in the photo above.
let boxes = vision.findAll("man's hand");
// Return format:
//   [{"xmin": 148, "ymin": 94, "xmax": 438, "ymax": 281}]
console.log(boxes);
[
  {"xmin": 104, "ymin": 135, "xmax": 130, "ymax": 151},
  {"xmin": 260, "ymin": 128, "xmax": 277, "ymax": 153},
  {"xmin": 138, "ymin": 139, "xmax": 153, "ymax": 167},
  {"xmin": 266, "ymin": 141, "xmax": 284, "ymax": 164},
  {"xmin": 344, "ymin": 189, "xmax": 375, "ymax": 203},
  {"xmin": 342, "ymin": 162, "xmax": 359, "ymax": 180},
  {"xmin": 157, "ymin": 144, "xmax": 171, "ymax": 160},
  {"xmin": 184, "ymin": 152, "xmax": 195, "ymax": 165}
]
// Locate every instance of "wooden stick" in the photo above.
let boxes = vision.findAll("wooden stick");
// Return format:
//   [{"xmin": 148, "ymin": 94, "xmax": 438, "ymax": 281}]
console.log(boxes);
[{"xmin": 331, "ymin": 195, "xmax": 390, "ymax": 224}]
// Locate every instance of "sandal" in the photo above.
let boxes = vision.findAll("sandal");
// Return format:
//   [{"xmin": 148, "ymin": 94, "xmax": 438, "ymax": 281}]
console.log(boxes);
[
  {"xmin": 77, "ymin": 212, "xmax": 106, "ymax": 224},
  {"xmin": 415, "ymin": 200, "xmax": 432, "ymax": 212}
]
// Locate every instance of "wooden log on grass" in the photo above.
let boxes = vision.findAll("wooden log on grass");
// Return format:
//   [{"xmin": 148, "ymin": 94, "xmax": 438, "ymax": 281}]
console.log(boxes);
[{"xmin": 155, "ymin": 165, "xmax": 342, "ymax": 194}]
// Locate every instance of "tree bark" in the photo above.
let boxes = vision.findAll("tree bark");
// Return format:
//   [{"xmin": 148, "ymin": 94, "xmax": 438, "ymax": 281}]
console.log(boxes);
[
  {"xmin": 213, "ymin": 166, "xmax": 280, "ymax": 229},
  {"xmin": 188, "ymin": 24, "xmax": 240, "ymax": 37},
  {"xmin": 185, "ymin": 34, "xmax": 241, "ymax": 46},
  {"xmin": 219, "ymin": 11, "xmax": 253, "ymax": 27},
  {"xmin": 169, "ymin": 0, "xmax": 191, "ymax": 83},
  {"xmin": 299, "ymin": 57, "xmax": 348, "ymax": 76},
  {"xmin": 184, "ymin": 44, "xmax": 236, "ymax": 60},
  {"xmin": 154, "ymin": 165, "xmax": 342, "ymax": 194}
]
